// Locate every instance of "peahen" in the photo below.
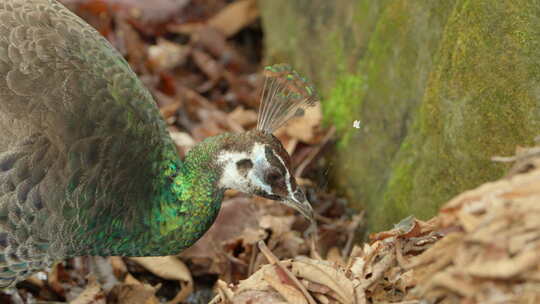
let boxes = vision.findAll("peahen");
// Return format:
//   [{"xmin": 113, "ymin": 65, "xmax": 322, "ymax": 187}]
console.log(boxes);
[{"xmin": 0, "ymin": 0, "xmax": 319, "ymax": 288}]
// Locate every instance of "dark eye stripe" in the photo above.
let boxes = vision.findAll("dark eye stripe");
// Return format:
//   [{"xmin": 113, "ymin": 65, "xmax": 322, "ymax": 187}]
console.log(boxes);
[
  {"xmin": 265, "ymin": 145, "xmax": 298, "ymax": 195},
  {"xmin": 274, "ymin": 150, "xmax": 297, "ymax": 191},
  {"xmin": 264, "ymin": 146, "xmax": 286, "ymax": 175}
]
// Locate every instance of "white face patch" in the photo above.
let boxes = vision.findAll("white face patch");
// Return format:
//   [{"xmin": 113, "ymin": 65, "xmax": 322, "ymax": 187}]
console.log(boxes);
[{"xmin": 217, "ymin": 143, "xmax": 272, "ymax": 194}]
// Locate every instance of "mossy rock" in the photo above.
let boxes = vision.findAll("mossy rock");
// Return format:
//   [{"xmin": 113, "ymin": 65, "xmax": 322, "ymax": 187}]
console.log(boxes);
[{"xmin": 259, "ymin": 0, "xmax": 540, "ymax": 232}]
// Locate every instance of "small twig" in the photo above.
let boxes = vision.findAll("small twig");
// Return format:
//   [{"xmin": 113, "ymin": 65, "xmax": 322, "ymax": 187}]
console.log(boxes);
[
  {"xmin": 168, "ymin": 280, "xmax": 193, "ymax": 304},
  {"xmin": 395, "ymin": 238, "xmax": 412, "ymax": 269},
  {"xmin": 314, "ymin": 213, "xmax": 334, "ymax": 224},
  {"xmin": 224, "ymin": 252, "xmax": 249, "ymax": 266},
  {"xmin": 305, "ymin": 221, "xmax": 322, "ymax": 260},
  {"xmin": 258, "ymin": 241, "xmax": 317, "ymax": 304},
  {"xmin": 309, "ymin": 235, "xmax": 322, "ymax": 260},
  {"xmin": 248, "ymin": 243, "xmax": 259, "ymax": 275},
  {"xmin": 209, "ymin": 280, "xmax": 234, "ymax": 304},
  {"xmin": 295, "ymin": 127, "xmax": 336, "ymax": 178},
  {"xmin": 342, "ymin": 212, "xmax": 364, "ymax": 258},
  {"xmin": 360, "ymin": 249, "xmax": 396, "ymax": 289},
  {"xmin": 492, "ymin": 146, "xmax": 540, "ymax": 162},
  {"xmin": 316, "ymin": 199, "xmax": 335, "ymax": 215},
  {"xmin": 208, "ymin": 295, "xmax": 221, "ymax": 304}
]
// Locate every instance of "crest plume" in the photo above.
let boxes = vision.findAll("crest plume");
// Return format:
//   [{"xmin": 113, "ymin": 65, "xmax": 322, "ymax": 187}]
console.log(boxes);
[{"xmin": 256, "ymin": 64, "xmax": 319, "ymax": 133}]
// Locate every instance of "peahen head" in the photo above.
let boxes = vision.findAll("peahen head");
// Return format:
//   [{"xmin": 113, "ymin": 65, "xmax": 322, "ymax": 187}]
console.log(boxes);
[
  {"xmin": 216, "ymin": 129, "xmax": 312, "ymax": 219},
  {"xmin": 213, "ymin": 64, "xmax": 319, "ymax": 220}
]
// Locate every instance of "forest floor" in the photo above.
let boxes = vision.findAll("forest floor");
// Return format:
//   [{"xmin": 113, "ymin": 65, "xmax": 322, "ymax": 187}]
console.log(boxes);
[{"xmin": 3, "ymin": 1, "xmax": 540, "ymax": 303}]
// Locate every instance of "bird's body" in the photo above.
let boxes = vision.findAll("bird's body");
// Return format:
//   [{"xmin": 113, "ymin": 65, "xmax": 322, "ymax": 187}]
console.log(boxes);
[
  {"xmin": 0, "ymin": 0, "xmax": 317, "ymax": 288},
  {"xmin": 0, "ymin": 0, "xmax": 221, "ymax": 285}
]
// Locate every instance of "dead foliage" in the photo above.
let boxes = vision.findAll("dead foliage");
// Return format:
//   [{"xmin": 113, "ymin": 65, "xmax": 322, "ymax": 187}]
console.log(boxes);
[{"xmin": 208, "ymin": 144, "xmax": 540, "ymax": 304}]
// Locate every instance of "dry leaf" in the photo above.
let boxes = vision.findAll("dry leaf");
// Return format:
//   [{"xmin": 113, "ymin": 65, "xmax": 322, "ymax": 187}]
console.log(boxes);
[
  {"xmin": 313, "ymin": 293, "xmax": 331, "ymax": 304},
  {"xmin": 170, "ymin": 131, "xmax": 196, "ymax": 150},
  {"xmin": 465, "ymin": 249, "xmax": 539, "ymax": 279},
  {"xmin": 208, "ymin": 0, "xmax": 259, "ymax": 37},
  {"xmin": 181, "ymin": 197, "xmax": 260, "ymax": 261},
  {"xmin": 291, "ymin": 258, "xmax": 354, "ymax": 304},
  {"xmin": 109, "ymin": 257, "xmax": 127, "ymax": 280},
  {"xmin": 129, "ymin": 256, "xmax": 192, "ymax": 283},
  {"xmin": 326, "ymin": 247, "xmax": 344, "ymax": 267},
  {"xmin": 148, "ymin": 38, "xmax": 190, "ymax": 71},
  {"xmin": 71, "ymin": 277, "xmax": 106, "ymax": 304},
  {"xmin": 108, "ymin": 283, "xmax": 159, "ymax": 304},
  {"xmin": 263, "ymin": 269, "xmax": 307, "ymax": 304},
  {"xmin": 259, "ymin": 215, "xmax": 296, "ymax": 237},
  {"xmin": 426, "ymin": 271, "xmax": 478, "ymax": 297},
  {"xmin": 228, "ymin": 106, "xmax": 258, "ymax": 128},
  {"xmin": 124, "ymin": 273, "xmax": 144, "ymax": 286},
  {"xmin": 192, "ymin": 49, "xmax": 223, "ymax": 83},
  {"xmin": 236, "ymin": 263, "xmax": 285, "ymax": 293},
  {"xmin": 216, "ymin": 279, "xmax": 235, "ymax": 303},
  {"xmin": 233, "ymin": 290, "xmax": 289, "ymax": 304},
  {"xmin": 129, "ymin": 256, "xmax": 193, "ymax": 304},
  {"xmin": 281, "ymin": 104, "xmax": 322, "ymax": 143}
]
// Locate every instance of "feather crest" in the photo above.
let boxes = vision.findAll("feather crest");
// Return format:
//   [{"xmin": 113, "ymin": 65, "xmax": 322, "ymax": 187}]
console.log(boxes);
[{"xmin": 256, "ymin": 64, "xmax": 319, "ymax": 133}]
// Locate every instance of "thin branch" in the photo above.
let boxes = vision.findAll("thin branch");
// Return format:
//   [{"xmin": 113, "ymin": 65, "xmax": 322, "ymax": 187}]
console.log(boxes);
[{"xmin": 258, "ymin": 241, "xmax": 317, "ymax": 304}]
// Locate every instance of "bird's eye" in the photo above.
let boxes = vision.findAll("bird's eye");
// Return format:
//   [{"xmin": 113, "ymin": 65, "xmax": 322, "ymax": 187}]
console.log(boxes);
[
  {"xmin": 236, "ymin": 159, "xmax": 253, "ymax": 171},
  {"xmin": 266, "ymin": 170, "xmax": 281, "ymax": 183}
]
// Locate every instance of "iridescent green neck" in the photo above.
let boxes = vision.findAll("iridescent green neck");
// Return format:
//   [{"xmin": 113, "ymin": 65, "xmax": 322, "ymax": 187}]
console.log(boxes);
[
  {"xmin": 139, "ymin": 134, "xmax": 236, "ymax": 255},
  {"xmin": 73, "ymin": 134, "xmax": 241, "ymax": 257}
]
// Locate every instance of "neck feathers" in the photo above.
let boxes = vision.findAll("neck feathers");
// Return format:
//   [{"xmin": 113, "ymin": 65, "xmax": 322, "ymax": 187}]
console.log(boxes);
[
  {"xmin": 142, "ymin": 135, "xmax": 231, "ymax": 255},
  {"xmin": 79, "ymin": 136, "xmax": 229, "ymax": 257}
]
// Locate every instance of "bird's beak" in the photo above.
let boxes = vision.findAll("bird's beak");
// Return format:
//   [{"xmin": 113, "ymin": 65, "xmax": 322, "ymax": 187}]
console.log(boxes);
[{"xmin": 283, "ymin": 188, "xmax": 314, "ymax": 221}]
